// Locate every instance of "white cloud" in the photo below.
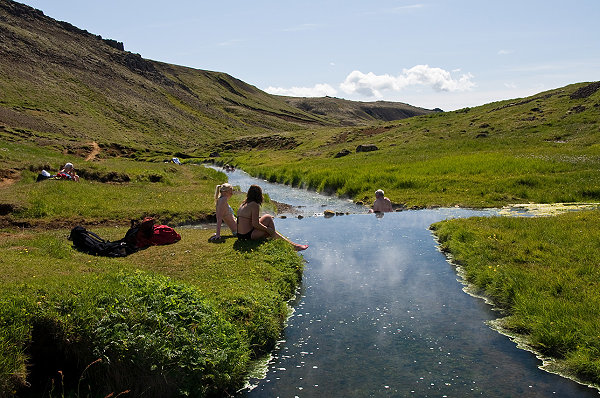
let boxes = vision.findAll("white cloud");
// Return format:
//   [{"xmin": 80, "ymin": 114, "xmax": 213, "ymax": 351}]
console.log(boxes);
[
  {"xmin": 265, "ymin": 83, "xmax": 338, "ymax": 97},
  {"xmin": 339, "ymin": 65, "xmax": 475, "ymax": 97},
  {"xmin": 263, "ymin": 65, "xmax": 475, "ymax": 100},
  {"xmin": 498, "ymin": 49, "xmax": 513, "ymax": 55}
]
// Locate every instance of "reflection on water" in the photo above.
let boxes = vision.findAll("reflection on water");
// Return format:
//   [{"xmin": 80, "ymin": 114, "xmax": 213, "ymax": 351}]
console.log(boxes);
[
  {"xmin": 210, "ymin": 165, "xmax": 599, "ymax": 397},
  {"xmin": 238, "ymin": 211, "xmax": 598, "ymax": 397}
]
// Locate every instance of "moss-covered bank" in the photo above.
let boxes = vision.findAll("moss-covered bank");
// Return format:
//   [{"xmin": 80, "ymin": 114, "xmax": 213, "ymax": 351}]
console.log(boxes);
[
  {"xmin": 431, "ymin": 210, "xmax": 600, "ymax": 389},
  {"xmin": 0, "ymin": 227, "xmax": 303, "ymax": 397}
]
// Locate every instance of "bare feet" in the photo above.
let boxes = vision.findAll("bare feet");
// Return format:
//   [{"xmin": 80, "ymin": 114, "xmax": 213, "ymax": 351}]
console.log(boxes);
[{"xmin": 293, "ymin": 243, "xmax": 309, "ymax": 251}]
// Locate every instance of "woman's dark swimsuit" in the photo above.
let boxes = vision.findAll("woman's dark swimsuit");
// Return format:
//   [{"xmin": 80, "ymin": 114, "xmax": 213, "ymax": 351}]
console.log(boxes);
[
  {"xmin": 236, "ymin": 213, "xmax": 254, "ymax": 240},
  {"xmin": 236, "ymin": 230, "xmax": 253, "ymax": 240}
]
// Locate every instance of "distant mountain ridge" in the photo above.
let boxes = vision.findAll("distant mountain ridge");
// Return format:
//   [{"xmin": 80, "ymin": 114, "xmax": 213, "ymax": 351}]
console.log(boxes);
[
  {"xmin": 281, "ymin": 96, "xmax": 442, "ymax": 126},
  {"xmin": 0, "ymin": 0, "xmax": 435, "ymax": 157}
]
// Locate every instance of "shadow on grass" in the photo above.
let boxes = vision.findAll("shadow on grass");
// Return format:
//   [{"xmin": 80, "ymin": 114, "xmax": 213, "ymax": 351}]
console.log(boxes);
[
  {"xmin": 232, "ymin": 238, "xmax": 268, "ymax": 252},
  {"xmin": 207, "ymin": 234, "xmax": 238, "ymax": 244}
]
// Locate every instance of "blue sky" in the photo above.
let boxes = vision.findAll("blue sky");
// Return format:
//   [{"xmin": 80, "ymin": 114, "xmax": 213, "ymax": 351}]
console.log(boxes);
[{"xmin": 20, "ymin": 0, "xmax": 600, "ymax": 111}]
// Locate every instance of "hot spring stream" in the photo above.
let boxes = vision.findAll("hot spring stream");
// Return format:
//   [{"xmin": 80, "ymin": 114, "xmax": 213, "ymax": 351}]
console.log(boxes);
[{"xmin": 208, "ymin": 166, "xmax": 599, "ymax": 397}]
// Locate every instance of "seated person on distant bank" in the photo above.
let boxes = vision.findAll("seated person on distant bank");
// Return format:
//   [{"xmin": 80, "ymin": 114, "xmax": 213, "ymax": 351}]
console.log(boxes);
[
  {"xmin": 209, "ymin": 183, "xmax": 237, "ymax": 241},
  {"xmin": 237, "ymin": 184, "xmax": 308, "ymax": 251},
  {"xmin": 370, "ymin": 189, "xmax": 393, "ymax": 213},
  {"xmin": 58, "ymin": 162, "xmax": 80, "ymax": 182}
]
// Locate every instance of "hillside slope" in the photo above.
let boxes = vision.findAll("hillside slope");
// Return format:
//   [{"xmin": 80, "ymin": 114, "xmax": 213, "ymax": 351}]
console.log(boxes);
[
  {"xmin": 0, "ymin": 0, "xmax": 434, "ymax": 159},
  {"xmin": 281, "ymin": 96, "xmax": 441, "ymax": 126},
  {"xmin": 230, "ymin": 81, "xmax": 600, "ymax": 207}
]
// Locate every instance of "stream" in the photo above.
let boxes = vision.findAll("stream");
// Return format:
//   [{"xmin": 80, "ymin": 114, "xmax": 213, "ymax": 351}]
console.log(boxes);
[{"xmin": 209, "ymin": 166, "xmax": 599, "ymax": 397}]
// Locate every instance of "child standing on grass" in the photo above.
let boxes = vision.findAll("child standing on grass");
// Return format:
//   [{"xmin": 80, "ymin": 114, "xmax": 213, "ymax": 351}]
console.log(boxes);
[{"xmin": 209, "ymin": 183, "xmax": 237, "ymax": 242}]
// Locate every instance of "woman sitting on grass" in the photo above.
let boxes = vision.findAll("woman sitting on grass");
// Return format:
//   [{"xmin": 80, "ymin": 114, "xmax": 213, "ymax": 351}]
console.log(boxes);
[
  {"xmin": 209, "ymin": 183, "xmax": 237, "ymax": 242},
  {"xmin": 58, "ymin": 162, "xmax": 80, "ymax": 182},
  {"xmin": 237, "ymin": 184, "xmax": 308, "ymax": 251}
]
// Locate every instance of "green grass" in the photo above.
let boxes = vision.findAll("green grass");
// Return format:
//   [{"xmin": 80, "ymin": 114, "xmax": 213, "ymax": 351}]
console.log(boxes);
[
  {"xmin": 0, "ymin": 154, "xmax": 225, "ymax": 226},
  {"xmin": 225, "ymin": 82, "xmax": 600, "ymax": 208},
  {"xmin": 431, "ymin": 210, "xmax": 600, "ymax": 385},
  {"xmin": 0, "ymin": 227, "xmax": 303, "ymax": 396}
]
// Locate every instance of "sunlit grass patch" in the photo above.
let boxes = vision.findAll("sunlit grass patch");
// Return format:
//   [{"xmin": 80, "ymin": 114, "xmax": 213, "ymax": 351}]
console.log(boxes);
[
  {"xmin": 431, "ymin": 210, "xmax": 600, "ymax": 385},
  {"xmin": 0, "ymin": 226, "xmax": 304, "ymax": 396},
  {"xmin": 2, "ymin": 158, "xmax": 225, "ymax": 225}
]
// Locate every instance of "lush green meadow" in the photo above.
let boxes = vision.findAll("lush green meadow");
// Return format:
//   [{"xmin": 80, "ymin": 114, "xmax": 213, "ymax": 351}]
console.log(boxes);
[
  {"xmin": 0, "ymin": 226, "xmax": 303, "ymax": 396},
  {"xmin": 0, "ymin": 138, "xmax": 305, "ymax": 396},
  {"xmin": 431, "ymin": 210, "xmax": 600, "ymax": 386},
  {"xmin": 228, "ymin": 83, "xmax": 600, "ymax": 208},
  {"xmin": 0, "ymin": 140, "xmax": 223, "ymax": 226}
]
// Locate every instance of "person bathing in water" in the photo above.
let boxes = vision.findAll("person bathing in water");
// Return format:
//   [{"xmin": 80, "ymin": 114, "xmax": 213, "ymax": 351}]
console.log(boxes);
[
  {"xmin": 237, "ymin": 184, "xmax": 308, "ymax": 251},
  {"xmin": 209, "ymin": 183, "xmax": 237, "ymax": 241},
  {"xmin": 369, "ymin": 189, "xmax": 393, "ymax": 213}
]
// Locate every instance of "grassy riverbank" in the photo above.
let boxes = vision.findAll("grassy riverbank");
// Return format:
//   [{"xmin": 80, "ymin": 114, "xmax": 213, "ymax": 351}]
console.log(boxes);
[
  {"xmin": 226, "ymin": 82, "xmax": 600, "ymax": 209},
  {"xmin": 0, "ymin": 226, "xmax": 303, "ymax": 396},
  {"xmin": 431, "ymin": 210, "xmax": 600, "ymax": 387},
  {"xmin": 0, "ymin": 139, "xmax": 303, "ymax": 396}
]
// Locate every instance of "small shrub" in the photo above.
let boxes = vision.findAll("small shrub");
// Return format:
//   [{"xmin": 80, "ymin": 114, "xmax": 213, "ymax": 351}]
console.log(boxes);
[
  {"xmin": 29, "ymin": 271, "xmax": 249, "ymax": 397},
  {"xmin": 580, "ymin": 188, "xmax": 600, "ymax": 200},
  {"xmin": 136, "ymin": 172, "xmax": 165, "ymax": 183}
]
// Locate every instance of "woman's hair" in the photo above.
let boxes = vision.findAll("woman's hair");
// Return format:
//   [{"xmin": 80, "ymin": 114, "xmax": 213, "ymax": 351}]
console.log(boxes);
[
  {"xmin": 214, "ymin": 183, "xmax": 233, "ymax": 200},
  {"xmin": 243, "ymin": 184, "xmax": 263, "ymax": 205}
]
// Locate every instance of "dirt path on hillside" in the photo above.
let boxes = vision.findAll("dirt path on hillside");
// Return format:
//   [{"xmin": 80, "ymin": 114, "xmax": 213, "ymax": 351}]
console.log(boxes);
[
  {"xmin": 0, "ymin": 169, "xmax": 18, "ymax": 188},
  {"xmin": 0, "ymin": 179, "xmax": 15, "ymax": 188},
  {"xmin": 85, "ymin": 141, "xmax": 100, "ymax": 161}
]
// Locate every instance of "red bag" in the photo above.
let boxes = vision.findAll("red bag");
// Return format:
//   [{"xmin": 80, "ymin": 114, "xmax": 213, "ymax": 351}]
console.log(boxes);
[
  {"xmin": 134, "ymin": 221, "xmax": 181, "ymax": 248},
  {"xmin": 150, "ymin": 225, "xmax": 181, "ymax": 245}
]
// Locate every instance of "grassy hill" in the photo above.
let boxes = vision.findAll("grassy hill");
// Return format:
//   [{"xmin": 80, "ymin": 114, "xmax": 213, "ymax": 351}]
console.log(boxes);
[
  {"xmin": 0, "ymin": 0, "xmax": 434, "ymax": 163},
  {"xmin": 281, "ymin": 96, "xmax": 441, "ymax": 126},
  {"xmin": 1, "ymin": 0, "xmax": 598, "ymax": 219},
  {"xmin": 5, "ymin": 0, "xmax": 597, "ymax": 214},
  {"xmin": 229, "ymin": 82, "xmax": 600, "ymax": 208}
]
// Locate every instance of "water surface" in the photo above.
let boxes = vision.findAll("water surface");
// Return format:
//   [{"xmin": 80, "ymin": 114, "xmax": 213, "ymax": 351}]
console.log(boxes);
[
  {"xmin": 210, "ymin": 165, "xmax": 598, "ymax": 397},
  {"xmin": 243, "ymin": 213, "xmax": 598, "ymax": 397},
  {"xmin": 207, "ymin": 165, "xmax": 366, "ymax": 216}
]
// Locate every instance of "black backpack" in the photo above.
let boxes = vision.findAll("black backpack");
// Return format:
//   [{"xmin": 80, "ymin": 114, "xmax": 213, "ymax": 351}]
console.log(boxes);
[{"xmin": 69, "ymin": 226, "xmax": 130, "ymax": 257}]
